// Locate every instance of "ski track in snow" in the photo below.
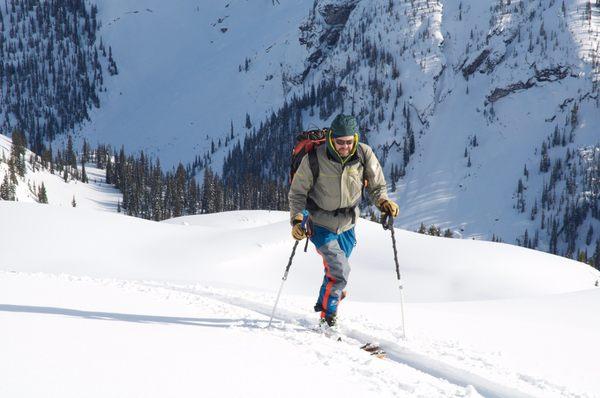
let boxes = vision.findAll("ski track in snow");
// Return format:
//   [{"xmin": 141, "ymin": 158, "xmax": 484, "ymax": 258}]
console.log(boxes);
[
  {"xmin": 1, "ymin": 271, "xmax": 466, "ymax": 398},
  {"xmin": 137, "ymin": 283, "xmax": 535, "ymax": 398},
  {"xmin": 1, "ymin": 270, "xmax": 593, "ymax": 398},
  {"xmin": 139, "ymin": 280, "xmax": 577, "ymax": 398}
]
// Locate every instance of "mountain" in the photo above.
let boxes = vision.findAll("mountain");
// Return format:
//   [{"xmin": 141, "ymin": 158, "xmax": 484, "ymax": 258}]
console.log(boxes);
[
  {"xmin": 194, "ymin": 0, "xmax": 600, "ymax": 261},
  {"xmin": 89, "ymin": 0, "xmax": 600, "ymax": 260},
  {"xmin": 79, "ymin": 0, "xmax": 312, "ymax": 169},
  {"xmin": 1, "ymin": 203, "xmax": 599, "ymax": 397},
  {"xmin": 0, "ymin": 0, "xmax": 114, "ymax": 153}
]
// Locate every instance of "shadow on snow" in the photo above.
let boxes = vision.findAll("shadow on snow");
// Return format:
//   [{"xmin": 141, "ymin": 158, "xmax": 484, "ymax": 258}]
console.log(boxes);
[{"xmin": 0, "ymin": 304, "xmax": 267, "ymax": 329}]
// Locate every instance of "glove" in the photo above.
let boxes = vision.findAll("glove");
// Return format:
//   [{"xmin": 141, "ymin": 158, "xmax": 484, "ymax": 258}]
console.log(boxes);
[
  {"xmin": 291, "ymin": 212, "xmax": 307, "ymax": 240},
  {"xmin": 378, "ymin": 198, "xmax": 399, "ymax": 217}
]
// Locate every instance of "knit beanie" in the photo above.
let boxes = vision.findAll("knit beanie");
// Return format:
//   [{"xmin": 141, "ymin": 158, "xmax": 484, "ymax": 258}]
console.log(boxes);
[{"xmin": 330, "ymin": 114, "xmax": 359, "ymax": 138}]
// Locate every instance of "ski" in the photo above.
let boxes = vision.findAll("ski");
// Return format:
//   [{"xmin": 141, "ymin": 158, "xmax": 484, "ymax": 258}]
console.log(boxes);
[
  {"xmin": 360, "ymin": 342, "xmax": 387, "ymax": 359},
  {"xmin": 313, "ymin": 322, "xmax": 386, "ymax": 358}
]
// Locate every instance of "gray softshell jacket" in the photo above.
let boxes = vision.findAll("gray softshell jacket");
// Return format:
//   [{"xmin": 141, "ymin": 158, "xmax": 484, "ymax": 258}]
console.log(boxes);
[{"xmin": 288, "ymin": 142, "xmax": 389, "ymax": 234}]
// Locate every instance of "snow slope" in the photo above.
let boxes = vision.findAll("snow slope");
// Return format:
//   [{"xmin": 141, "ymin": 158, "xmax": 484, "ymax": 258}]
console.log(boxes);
[
  {"xmin": 1, "ymin": 203, "xmax": 599, "ymax": 397},
  {"xmin": 81, "ymin": 0, "xmax": 309, "ymax": 169},
  {"xmin": 0, "ymin": 135, "xmax": 122, "ymax": 211}
]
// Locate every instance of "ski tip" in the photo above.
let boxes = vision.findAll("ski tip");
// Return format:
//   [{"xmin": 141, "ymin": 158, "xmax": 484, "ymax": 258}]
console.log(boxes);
[{"xmin": 360, "ymin": 342, "xmax": 386, "ymax": 358}]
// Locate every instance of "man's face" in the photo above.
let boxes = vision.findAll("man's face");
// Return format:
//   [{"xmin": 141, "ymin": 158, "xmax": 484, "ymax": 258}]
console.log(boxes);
[{"xmin": 333, "ymin": 135, "xmax": 355, "ymax": 158}]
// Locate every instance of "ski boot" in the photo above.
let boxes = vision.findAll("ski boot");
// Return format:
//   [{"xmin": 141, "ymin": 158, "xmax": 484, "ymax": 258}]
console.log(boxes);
[{"xmin": 318, "ymin": 314, "xmax": 341, "ymax": 341}]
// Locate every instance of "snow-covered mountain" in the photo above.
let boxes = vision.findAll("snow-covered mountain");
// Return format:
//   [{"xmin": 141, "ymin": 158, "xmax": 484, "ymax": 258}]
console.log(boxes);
[
  {"xmin": 287, "ymin": 0, "xmax": 600, "ymax": 258},
  {"xmin": 73, "ymin": 0, "xmax": 599, "ymax": 260},
  {"xmin": 80, "ymin": 0, "xmax": 311, "ymax": 171},
  {"xmin": 0, "ymin": 0, "xmax": 113, "ymax": 152},
  {"xmin": 1, "ymin": 202, "xmax": 599, "ymax": 397}
]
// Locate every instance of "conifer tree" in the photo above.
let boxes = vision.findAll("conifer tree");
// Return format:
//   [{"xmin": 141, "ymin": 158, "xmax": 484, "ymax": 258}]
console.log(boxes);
[
  {"xmin": 82, "ymin": 140, "xmax": 90, "ymax": 163},
  {"xmin": 187, "ymin": 177, "xmax": 199, "ymax": 215},
  {"xmin": 38, "ymin": 183, "xmax": 48, "ymax": 204},
  {"xmin": 0, "ymin": 173, "xmax": 15, "ymax": 200},
  {"xmin": 594, "ymin": 239, "xmax": 600, "ymax": 270},
  {"xmin": 428, "ymin": 225, "xmax": 441, "ymax": 236},
  {"xmin": 66, "ymin": 135, "xmax": 77, "ymax": 170},
  {"xmin": 550, "ymin": 220, "xmax": 559, "ymax": 254},
  {"xmin": 173, "ymin": 163, "xmax": 186, "ymax": 217},
  {"xmin": 11, "ymin": 129, "xmax": 27, "ymax": 177},
  {"xmin": 106, "ymin": 156, "xmax": 113, "ymax": 184},
  {"xmin": 586, "ymin": 225, "xmax": 594, "ymax": 246},
  {"xmin": 81, "ymin": 160, "xmax": 88, "ymax": 183},
  {"xmin": 540, "ymin": 142, "xmax": 550, "ymax": 172}
]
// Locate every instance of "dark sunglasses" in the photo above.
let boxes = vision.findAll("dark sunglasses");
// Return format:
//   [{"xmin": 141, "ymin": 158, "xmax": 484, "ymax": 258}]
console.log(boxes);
[{"xmin": 334, "ymin": 138, "xmax": 354, "ymax": 146}]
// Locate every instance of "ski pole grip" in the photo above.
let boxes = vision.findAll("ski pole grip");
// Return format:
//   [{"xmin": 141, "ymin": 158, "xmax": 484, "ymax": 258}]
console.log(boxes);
[{"xmin": 381, "ymin": 212, "xmax": 394, "ymax": 230}]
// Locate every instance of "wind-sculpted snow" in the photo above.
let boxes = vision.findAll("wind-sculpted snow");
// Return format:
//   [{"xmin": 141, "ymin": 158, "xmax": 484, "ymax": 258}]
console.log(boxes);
[{"xmin": 1, "ymin": 204, "xmax": 597, "ymax": 301}]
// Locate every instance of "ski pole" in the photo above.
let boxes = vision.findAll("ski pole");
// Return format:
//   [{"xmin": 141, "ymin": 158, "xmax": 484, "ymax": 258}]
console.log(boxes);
[
  {"xmin": 381, "ymin": 212, "xmax": 406, "ymax": 339},
  {"xmin": 268, "ymin": 239, "xmax": 301, "ymax": 328}
]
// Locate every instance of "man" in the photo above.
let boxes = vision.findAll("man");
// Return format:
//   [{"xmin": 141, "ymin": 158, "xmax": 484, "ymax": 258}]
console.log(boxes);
[{"xmin": 288, "ymin": 114, "xmax": 399, "ymax": 327}]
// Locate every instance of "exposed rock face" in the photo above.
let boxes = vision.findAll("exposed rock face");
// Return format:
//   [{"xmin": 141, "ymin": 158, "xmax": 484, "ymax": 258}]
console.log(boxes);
[
  {"xmin": 487, "ymin": 81, "xmax": 534, "ymax": 103},
  {"xmin": 298, "ymin": 0, "xmax": 360, "ymax": 81},
  {"xmin": 487, "ymin": 66, "xmax": 572, "ymax": 103},
  {"xmin": 462, "ymin": 49, "xmax": 491, "ymax": 78},
  {"xmin": 535, "ymin": 65, "xmax": 570, "ymax": 82},
  {"xmin": 307, "ymin": 49, "xmax": 323, "ymax": 64},
  {"xmin": 320, "ymin": 3, "xmax": 355, "ymax": 25}
]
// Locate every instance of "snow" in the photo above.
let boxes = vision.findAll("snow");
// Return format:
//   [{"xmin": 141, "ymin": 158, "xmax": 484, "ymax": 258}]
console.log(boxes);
[
  {"xmin": 80, "ymin": 0, "xmax": 310, "ymax": 169},
  {"xmin": 0, "ymin": 134, "xmax": 122, "ymax": 211},
  {"xmin": 1, "ymin": 202, "xmax": 599, "ymax": 397},
  {"xmin": 2, "ymin": 1, "xmax": 600, "ymax": 395}
]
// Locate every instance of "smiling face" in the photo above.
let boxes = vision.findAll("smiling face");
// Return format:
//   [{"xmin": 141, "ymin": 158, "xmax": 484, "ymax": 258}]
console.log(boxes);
[{"xmin": 333, "ymin": 135, "xmax": 355, "ymax": 158}]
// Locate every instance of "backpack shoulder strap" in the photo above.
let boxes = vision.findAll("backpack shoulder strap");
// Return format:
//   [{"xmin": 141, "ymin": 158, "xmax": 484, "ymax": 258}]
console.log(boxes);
[
  {"xmin": 308, "ymin": 149, "xmax": 319, "ymax": 181},
  {"xmin": 356, "ymin": 143, "xmax": 368, "ymax": 188},
  {"xmin": 356, "ymin": 143, "xmax": 366, "ymax": 166}
]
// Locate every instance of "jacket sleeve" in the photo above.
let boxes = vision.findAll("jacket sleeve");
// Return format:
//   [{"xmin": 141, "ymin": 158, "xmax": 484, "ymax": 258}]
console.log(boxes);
[
  {"xmin": 288, "ymin": 154, "xmax": 313, "ymax": 225},
  {"xmin": 361, "ymin": 144, "xmax": 389, "ymax": 205}
]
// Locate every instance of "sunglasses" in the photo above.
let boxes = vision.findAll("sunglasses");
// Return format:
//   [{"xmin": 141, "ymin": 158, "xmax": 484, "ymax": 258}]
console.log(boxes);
[{"xmin": 334, "ymin": 138, "xmax": 355, "ymax": 146}]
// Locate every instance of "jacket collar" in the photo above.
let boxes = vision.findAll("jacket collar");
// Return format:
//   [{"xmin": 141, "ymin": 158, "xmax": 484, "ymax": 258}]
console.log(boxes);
[{"xmin": 326, "ymin": 143, "xmax": 360, "ymax": 166}]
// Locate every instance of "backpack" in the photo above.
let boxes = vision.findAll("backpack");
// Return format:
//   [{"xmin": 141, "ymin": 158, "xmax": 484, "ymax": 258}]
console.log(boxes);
[
  {"xmin": 290, "ymin": 128, "xmax": 327, "ymax": 183},
  {"xmin": 290, "ymin": 128, "xmax": 367, "ymax": 187}
]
